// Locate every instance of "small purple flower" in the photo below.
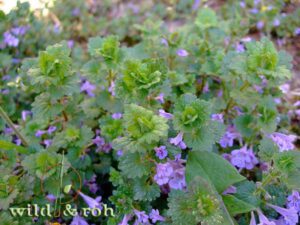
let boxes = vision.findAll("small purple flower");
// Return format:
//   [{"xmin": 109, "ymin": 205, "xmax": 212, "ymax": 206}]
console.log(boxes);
[
  {"xmin": 222, "ymin": 186, "xmax": 237, "ymax": 195},
  {"xmin": 154, "ymin": 93, "xmax": 165, "ymax": 104},
  {"xmin": 149, "ymin": 209, "xmax": 165, "ymax": 223},
  {"xmin": 169, "ymin": 132, "xmax": 187, "ymax": 149},
  {"xmin": 108, "ymin": 81, "xmax": 115, "ymax": 96},
  {"xmin": 70, "ymin": 215, "xmax": 89, "ymax": 225},
  {"xmin": 15, "ymin": 138, "xmax": 22, "ymax": 146},
  {"xmin": 250, "ymin": 211, "xmax": 256, "ymax": 225},
  {"xmin": 257, "ymin": 209, "xmax": 276, "ymax": 225},
  {"xmin": 192, "ymin": 0, "xmax": 201, "ymax": 10},
  {"xmin": 273, "ymin": 18, "xmax": 280, "ymax": 27},
  {"xmin": 249, "ymin": 8, "xmax": 259, "ymax": 14},
  {"xmin": 4, "ymin": 127, "xmax": 13, "ymax": 135},
  {"xmin": 134, "ymin": 210, "xmax": 149, "ymax": 224},
  {"xmin": 269, "ymin": 132, "xmax": 296, "ymax": 152},
  {"xmin": 72, "ymin": 8, "xmax": 81, "ymax": 17},
  {"xmin": 3, "ymin": 31, "xmax": 19, "ymax": 47},
  {"xmin": 78, "ymin": 191, "xmax": 102, "ymax": 209},
  {"xmin": 230, "ymin": 145, "xmax": 258, "ymax": 170},
  {"xmin": 211, "ymin": 113, "xmax": 224, "ymax": 123},
  {"xmin": 287, "ymin": 191, "xmax": 300, "ymax": 213},
  {"xmin": 43, "ymin": 139, "xmax": 52, "ymax": 148},
  {"xmin": 117, "ymin": 149, "xmax": 123, "ymax": 157},
  {"xmin": 11, "ymin": 26, "xmax": 29, "ymax": 36},
  {"xmin": 239, "ymin": 1, "xmax": 246, "ymax": 8},
  {"xmin": 294, "ymin": 28, "xmax": 300, "ymax": 36},
  {"xmin": 279, "ymin": 83, "xmax": 290, "ymax": 94},
  {"xmin": 47, "ymin": 126, "xmax": 57, "ymax": 134},
  {"xmin": 161, "ymin": 38, "xmax": 168, "ymax": 47},
  {"xmin": 256, "ymin": 21, "xmax": 265, "ymax": 30},
  {"xmin": 154, "ymin": 146, "xmax": 168, "ymax": 159},
  {"xmin": 21, "ymin": 110, "xmax": 31, "ymax": 121},
  {"xmin": 101, "ymin": 143, "xmax": 112, "ymax": 153},
  {"xmin": 112, "ymin": 113, "xmax": 123, "ymax": 119},
  {"xmin": 67, "ymin": 40, "xmax": 75, "ymax": 49},
  {"xmin": 84, "ymin": 175, "xmax": 99, "ymax": 194},
  {"xmin": 154, "ymin": 163, "xmax": 173, "ymax": 186},
  {"xmin": 267, "ymin": 204, "xmax": 298, "ymax": 225},
  {"xmin": 46, "ymin": 194, "xmax": 56, "ymax": 203},
  {"xmin": 81, "ymin": 80, "xmax": 96, "ymax": 97},
  {"xmin": 176, "ymin": 49, "xmax": 189, "ymax": 57},
  {"xmin": 219, "ymin": 126, "xmax": 241, "ymax": 148},
  {"xmin": 159, "ymin": 109, "xmax": 173, "ymax": 119},
  {"xmin": 119, "ymin": 214, "xmax": 132, "ymax": 225},
  {"xmin": 154, "ymin": 158, "xmax": 186, "ymax": 190},
  {"xmin": 35, "ymin": 130, "xmax": 46, "ymax": 137},
  {"xmin": 235, "ymin": 43, "xmax": 245, "ymax": 52},
  {"xmin": 1, "ymin": 89, "xmax": 9, "ymax": 95},
  {"xmin": 93, "ymin": 136, "xmax": 105, "ymax": 147}
]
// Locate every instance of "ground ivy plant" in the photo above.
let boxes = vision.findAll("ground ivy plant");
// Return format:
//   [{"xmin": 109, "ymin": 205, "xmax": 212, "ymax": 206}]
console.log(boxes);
[{"xmin": 0, "ymin": 2, "xmax": 300, "ymax": 225}]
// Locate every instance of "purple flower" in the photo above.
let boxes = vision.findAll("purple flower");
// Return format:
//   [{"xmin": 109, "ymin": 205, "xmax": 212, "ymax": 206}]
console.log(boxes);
[
  {"xmin": 46, "ymin": 194, "xmax": 56, "ymax": 203},
  {"xmin": 3, "ymin": 31, "xmax": 19, "ymax": 47},
  {"xmin": 267, "ymin": 204, "xmax": 298, "ymax": 225},
  {"xmin": 21, "ymin": 110, "xmax": 31, "ymax": 121},
  {"xmin": 108, "ymin": 81, "xmax": 115, "ymax": 96},
  {"xmin": 269, "ymin": 132, "xmax": 296, "ymax": 152},
  {"xmin": 192, "ymin": 0, "xmax": 201, "ymax": 10},
  {"xmin": 154, "ymin": 93, "xmax": 164, "ymax": 104},
  {"xmin": 169, "ymin": 132, "xmax": 187, "ymax": 149},
  {"xmin": 154, "ymin": 158, "xmax": 186, "ymax": 190},
  {"xmin": 159, "ymin": 109, "xmax": 173, "ymax": 119},
  {"xmin": 294, "ymin": 28, "xmax": 300, "ymax": 36},
  {"xmin": 70, "ymin": 215, "xmax": 89, "ymax": 225},
  {"xmin": 154, "ymin": 146, "xmax": 168, "ymax": 159},
  {"xmin": 112, "ymin": 113, "xmax": 123, "ymax": 119},
  {"xmin": 279, "ymin": 84, "xmax": 290, "ymax": 94},
  {"xmin": 176, "ymin": 49, "xmax": 189, "ymax": 57},
  {"xmin": 149, "ymin": 209, "xmax": 165, "ymax": 223},
  {"xmin": 250, "ymin": 211, "xmax": 256, "ymax": 225},
  {"xmin": 47, "ymin": 126, "xmax": 57, "ymax": 134},
  {"xmin": 72, "ymin": 8, "xmax": 81, "ymax": 17},
  {"xmin": 67, "ymin": 40, "xmax": 75, "ymax": 49},
  {"xmin": 161, "ymin": 38, "xmax": 168, "ymax": 47},
  {"xmin": 11, "ymin": 26, "xmax": 29, "ymax": 36},
  {"xmin": 249, "ymin": 8, "xmax": 259, "ymax": 14},
  {"xmin": 240, "ymin": 1, "xmax": 246, "ymax": 8},
  {"xmin": 235, "ymin": 43, "xmax": 245, "ymax": 52},
  {"xmin": 101, "ymin": 143, "xmax": 112, "ymax": 153},
  {"xmin": 78, "ymin": 192, "xmax": 102, "ymax": 209},
  {"xmin": 273, "ymin": 18, "xmax": 280, "ymax": 27},
  {"xmin": 230, "ymin": 145, "xmax": 258, "ymax": 170},
  {"xmin": 35, "ymin": 130, "xmax": 46, "ymax": 137},
  {"xmin": 117, "ymin": 149, "xmax": 123, "ymax": 156},
  {"xmin": 219, "ymin": 126, "xmax": 241, "ymax": 148},
  {"xmin": 81, "ymin": 80, "xmax": 96, "ymax": 97},
  {"xmin": 43, "ymin": 139, "xmax": 52, "ymax": 148},
  {"xmin": 154, "ymin": 163, "xmax": 173, "ymax": 186},
  {"xmin": 287, "ymin": 191, "xmax": 300, "ymax": 213},
  {"xmin": 15, "ymin": 138, "xmax": 22, "ymax": 146},
  {"xmin": 84, "ymin": 175, "xmax": 99, "ymax": 194},
  {"xmin": 134, "ymin": 210, "xmax": 149, "ymax": 224},
  {"xmin": 222, "ymin": 186, "xmax": 237, "ymax": 195},
  {"xmin": 256, "ymin": 21, "xmax": 265, "ymax": 30},
  {"xmin": 119, "ymin": 214, "xmax": 132, "ymax": 225},
  {"xmin": 211, "ymin": 113, "xmax": 224, "ymax": 123},
  {"xmin": 93, "ymin": 136, "xmax": 105, "ymax": 147},
  {"xmin": 257, "ymin": 209, "xmax": 276, "ymax": 225}
]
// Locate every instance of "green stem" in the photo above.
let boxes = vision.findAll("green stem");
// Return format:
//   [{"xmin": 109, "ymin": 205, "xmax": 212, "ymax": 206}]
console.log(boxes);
[{"xmin": 0, "ymin": 106, "xmax": 29, "ymax": 147}]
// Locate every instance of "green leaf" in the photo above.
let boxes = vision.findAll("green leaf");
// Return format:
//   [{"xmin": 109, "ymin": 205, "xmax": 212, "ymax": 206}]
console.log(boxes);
[
  {"xmin": 0, "ymin": 140, "xmax": 29, "ymax": 154},
  {"xmin": 223, "ymin": 195, "xmax": 256, "ymax": 216},
  {"xmin": 119, "ymin": 152, "xmax": 152, "ymax": 179},
  {"xmin": 63, "ymin": 184, "xmax": 72, "ymax": 194},
  {"xmin": 196, "ymin": 8, "xmax": 218, "ymax": 29},
  {"xmin": 186, "ymin": 151, "xmax": 245, "ymax": 193},
  {"xmin": 133, "ymin": 177, "xmax": 160, "ymax": 201},
  {"xmin": 258, "ymin": 137, "xmax": 278, "ymax": 162}
]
